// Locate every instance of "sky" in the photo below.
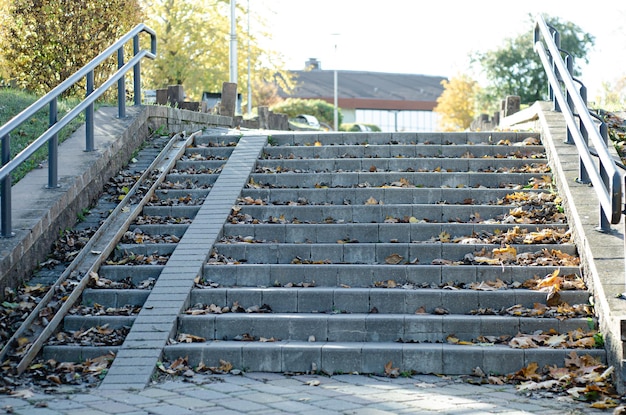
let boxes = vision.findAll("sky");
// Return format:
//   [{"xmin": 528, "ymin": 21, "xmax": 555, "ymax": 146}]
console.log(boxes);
[{"xmin": 252, "ymin": 0, "xmax": 626, "ymax": 100}]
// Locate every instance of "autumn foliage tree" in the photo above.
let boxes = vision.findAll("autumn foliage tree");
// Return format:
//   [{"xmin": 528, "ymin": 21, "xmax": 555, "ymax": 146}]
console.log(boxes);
[
  {"xmin": 0, "ymin": 0, "xmax": 143, "ymax": 94},
  {"xmin": 143, "ymin": 0, "xmax": 293, "ymax": 108},
  {"xmin": 433, "ymin": 75, "xmax": 479, "ymax": 131}
]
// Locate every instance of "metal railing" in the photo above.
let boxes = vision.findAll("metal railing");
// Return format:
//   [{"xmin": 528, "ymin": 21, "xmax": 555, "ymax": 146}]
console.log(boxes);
[
  {"xmin": 0, "ymin": 24, "xmax": 157, "ymax": 237},
  {"xmin": 534, "ymin": 14, "xmax": 622, "ymax": 231}
]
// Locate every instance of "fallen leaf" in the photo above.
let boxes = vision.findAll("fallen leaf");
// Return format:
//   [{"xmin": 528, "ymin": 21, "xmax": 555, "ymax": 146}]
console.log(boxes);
[
  {"xmin": 384, "ymin": 361, "xmax": 400, "ymax": 378},
  {"xmin": 385, "ymin": 253, "xmax": 404, "ymax": 265}
]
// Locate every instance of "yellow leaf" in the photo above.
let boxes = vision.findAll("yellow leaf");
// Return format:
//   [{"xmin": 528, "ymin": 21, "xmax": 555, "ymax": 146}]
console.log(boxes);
[
  {"xmin": 590, "ymin": 400, "xmax": 619, "ymax": 409},
  {"xmin": 408, "ymin": 216, "xmax": 419, "ymax": 223},
  {"xmin": 492, "ymin": 245, "xmax": 517, "ymax": 262},
  {"xmin": 365, "ymin": 196, "xmax": 379, "ymax": 205},
  {"xmin": 446, "ymin": 335, "xmax": 460, "ymax": 344},
  {"xmin": 314, "ymin": 141, "xmax": 322, "ymax": 146},
  {"xmin": 438, "ymin": 231, "xmax": 450, "ymax": 243}
]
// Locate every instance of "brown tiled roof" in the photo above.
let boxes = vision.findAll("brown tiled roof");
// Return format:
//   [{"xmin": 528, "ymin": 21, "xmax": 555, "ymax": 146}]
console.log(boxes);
[{"xmin": 279, "ymin": 69, "xmax": 446, "ymax": 110}]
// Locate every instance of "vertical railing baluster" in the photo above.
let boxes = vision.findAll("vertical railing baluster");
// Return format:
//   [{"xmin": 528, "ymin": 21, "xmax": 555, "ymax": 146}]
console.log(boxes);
[
  {"xmin": 48, "ymin": 99, "xmax": 58, "ymax": 188},
  {"xmin": 133, "ymin": 35, "xmax": 141, "ymax": 106},
  {"xmin": 1, "ymin": 134, "xmax": 12, "ymax": 237},
  {"xmin": 86, "ymin": 71, "xmax": 95, "ymax": 151},
  {"xmin": 118, "ymin": 47, "xmax": 126, "ymax": 118}
]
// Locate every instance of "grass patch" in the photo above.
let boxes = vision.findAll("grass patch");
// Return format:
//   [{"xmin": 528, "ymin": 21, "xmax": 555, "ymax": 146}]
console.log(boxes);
[{"xmin": 0, "ymin": 88, "xmax": 86, "ymax": 183}]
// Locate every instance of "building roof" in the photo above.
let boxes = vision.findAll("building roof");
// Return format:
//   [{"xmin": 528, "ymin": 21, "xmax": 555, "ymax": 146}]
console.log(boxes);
[{"xmin": 279, "ymin": 64, "xmax": 447, "ymax": 111}]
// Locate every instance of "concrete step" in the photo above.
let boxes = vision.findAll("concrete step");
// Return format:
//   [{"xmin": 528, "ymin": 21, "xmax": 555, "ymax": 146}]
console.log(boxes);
[
  {"xmin": 222, "ymin": 223, "xmax": 569, "ymax": 244},
  {"xmin": 262, "ymin": 144, "xmax": 545, "ymax": 159},
  {"xmin": 161, "ymin": 341, "xmax": 604, "ymax": 376},
  {"xmin": 210, "ymin": 242, "xmax": 577, "ymax": 264},
  {"xmin": 240, "ymin": 187, "xmax": 551, "ymax": 205},
  {"xmin": 202, "ymin": 264, "xmax": 581, "ymax": 288},
  {"xmin": 267, "ymin": 131, "xmax": 540, "ymax": 146},
  {"xmin": 255, "ymin": 157, "xmax": 548, "ymax": 173},
  {"xmin": 248, "ymin": 171, "xmax": 544, "ymax": 189},
  {"xmin": 188, "ymin": 287, "xmax": 590, "ymax": 314},
  {"xmin": 230, "ymin": 204, "xmax": 517, "ymax": 223},
  {"xmin": 176, "ymin": 313, "xmax": 593, "ymax": 343}
]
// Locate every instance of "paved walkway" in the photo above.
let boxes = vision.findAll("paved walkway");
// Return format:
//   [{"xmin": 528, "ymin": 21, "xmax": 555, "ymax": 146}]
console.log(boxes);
[{"xmin": 0, "ymin": 372, "xmax": 612, "ymax": 414}]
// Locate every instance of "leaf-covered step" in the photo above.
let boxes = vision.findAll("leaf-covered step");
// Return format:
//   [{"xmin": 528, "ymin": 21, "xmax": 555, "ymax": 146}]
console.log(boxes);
[
  {"xmin": 209, "ymin": 242, "xmax": 578, "ymax": 265},
  {"xmin": 261, "ymin": 144, "xmax": 544, "ymax": 159},
  {"xmin": 254, "ymin": 157, "xmax": 548, "ymax": 174},
  {"xmin": 201, "ymin": 264, "xmax": 581, "ymax": 288},
  {"xmin": 221, "ymin": 223, "xmax": 570, "ymax": 244},
  {"xmin": 176, "ymin": 313, "xmax": 596, "ymax": 345},
  {"xmin": 267, "ymin": 131, "xmax": 540, "ymax": 146},
  {"xmin": 248, "ymin": 171, "xmax": 548, "ymax": 189},
  {"xmin": 240, "ymin": 187, "xmax": 551, "ymax": 205},
  {"xmin": 188, "ymin": 287, "xmax": 590, "ymax": 315}
]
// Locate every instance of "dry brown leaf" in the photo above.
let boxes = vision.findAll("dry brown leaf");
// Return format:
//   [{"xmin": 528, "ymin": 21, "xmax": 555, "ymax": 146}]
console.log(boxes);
[
  {"xmin": 385, "ymin": 253, "xmax": 404, "ymax": 265},
  {"xmin": 178, "ymin": 333, "xmax": 206, "ymax": 343},
  {"xmin": 415, "ymin": 306, "xmax": 427, "ymax": 314},
  {"xmin": 384, "ymin": 360, "xmax": 399, "ymax": 378},
  {"xmin": 509, "ymin": 335, "xmax": 538, "ymax": 349}
]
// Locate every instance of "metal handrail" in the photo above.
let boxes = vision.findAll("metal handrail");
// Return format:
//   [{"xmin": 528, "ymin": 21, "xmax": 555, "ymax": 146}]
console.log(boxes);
[
  {"xmin": 0, "ymin": 23, "xmax": 157, "ymax": 237},
  {"xmin": 534, "ymin": 14, "xmax": 622, "ymax": 230}
]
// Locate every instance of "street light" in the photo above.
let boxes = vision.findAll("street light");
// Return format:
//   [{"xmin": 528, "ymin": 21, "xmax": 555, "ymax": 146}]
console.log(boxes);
[
  {"xmin": 229, "ymin": 0, "xmax": 237, "ymax": 84},
  {"xmin": 331, "ymin": 33, "xmax": 340, "ymax": 131}
]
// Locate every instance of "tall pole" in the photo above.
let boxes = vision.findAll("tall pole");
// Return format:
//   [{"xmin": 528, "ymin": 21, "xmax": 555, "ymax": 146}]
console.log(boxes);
[
  {"xmin": 333, "ymin": 68, "xmax": 338, "ymax": 131},
  {"xmin": 230, "ymin": 0, "xmax": 237, "ymax": 84},
  {"xmin": 247, "ymin": 0, "xmax": 252, "ymax": 114},
  {"xmin": 332, "ymin": 34, "xmax": 339, "ymax": 131}
]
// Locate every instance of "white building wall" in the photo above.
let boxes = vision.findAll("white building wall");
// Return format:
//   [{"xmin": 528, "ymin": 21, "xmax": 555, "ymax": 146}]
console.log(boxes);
[{"xmin": 355, "ymin": 109, "xmax": 440, "ymax": 132}]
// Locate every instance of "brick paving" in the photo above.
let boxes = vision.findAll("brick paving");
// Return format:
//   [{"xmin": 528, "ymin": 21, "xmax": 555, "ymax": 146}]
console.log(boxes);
[{"xmin": 0, "ymin": 372, "xmax": 609, "ymax": 414}]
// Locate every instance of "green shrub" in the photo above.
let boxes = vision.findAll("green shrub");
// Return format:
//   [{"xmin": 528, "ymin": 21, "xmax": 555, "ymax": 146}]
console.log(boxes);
[{"xmin": 271, "ymin": 98, "xmax": 342, "ymax": 128}]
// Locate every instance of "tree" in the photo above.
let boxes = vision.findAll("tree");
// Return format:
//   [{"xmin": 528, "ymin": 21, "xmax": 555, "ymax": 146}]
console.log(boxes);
[
  {"xmin": 142, "ymin": 0, "xmax": 294, "ymax": 108},
  {"xmin": 433, "ymin": 75, "xmax": 479, "ymax": 131},
  {"xmin": 473, "ymin": 15, "xmax": 595, "ymax": 105},
  {"xmin": 0, "ymin": 0, "xmax": 143, "ymax": 94}
]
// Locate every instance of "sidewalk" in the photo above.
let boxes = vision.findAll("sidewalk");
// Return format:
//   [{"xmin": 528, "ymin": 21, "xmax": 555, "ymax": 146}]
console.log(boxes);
[{"xmin": 0, "ymin": 372, "xmax": 610, "ymax": 415}]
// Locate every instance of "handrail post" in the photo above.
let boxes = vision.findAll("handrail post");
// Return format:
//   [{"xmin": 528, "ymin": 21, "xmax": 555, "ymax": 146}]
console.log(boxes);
[
  {"xmin": 622, "ymin": 176, "xmax": 626, "ymax": 298},
  {"xmin": 1, "ymin": 134, "xmax": 12, "ymax": 237},
  {"xmin": 47, "ymin": 99, "xmax": 59, "ymax": 188},
  {"xmin": 118, "ymin": 47, "xmax": 126, "ymax": 118},
  {"xmin": 133, "ymin": 35, "xmax": 141, "ymax": 106},
  {"xmin": 85, "ymin": 71, "xmax": 95, "ymax": 151},
  {"xmin": 579, "ymin": 85, "xmax": 588, "ymax": 143},
  {"xmin": 598, "ymin": 121, "xmax": 610, "ymax": 231},
  {"xmin": 564, "ymin": 56, "xmax": 574, "ymax": 145}
]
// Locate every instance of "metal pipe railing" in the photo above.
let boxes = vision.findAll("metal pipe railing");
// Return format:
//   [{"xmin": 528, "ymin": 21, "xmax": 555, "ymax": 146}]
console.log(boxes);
[
  {"xmin": 0, "ymin": 23, "xmax": 157, "ymax": 237},
  {"xmin": 534, "ymin": 15, "xmax": 622, "ymax": 229}
]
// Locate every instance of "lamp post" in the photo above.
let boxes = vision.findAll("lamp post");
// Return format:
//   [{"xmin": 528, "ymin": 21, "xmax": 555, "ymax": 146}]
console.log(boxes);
[
  {"xmin": 331, "ymin": 33, "xmax": 339, "ymax": 131},
  {"xmin": 229, "ymin": 0, "xmax": 237, "ymax": 84}
]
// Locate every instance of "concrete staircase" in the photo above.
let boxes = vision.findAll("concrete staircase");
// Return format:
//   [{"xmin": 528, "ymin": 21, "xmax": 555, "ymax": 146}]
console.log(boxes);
[
  {"xmin": 165, "ymin": 130, "xmax": 603, "ymax": 375},
  {"xmin": 42, "ymin": 129, "xmax": 604, "ymax": 381}
]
